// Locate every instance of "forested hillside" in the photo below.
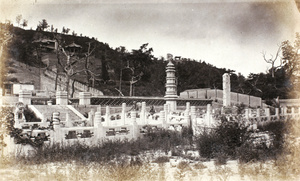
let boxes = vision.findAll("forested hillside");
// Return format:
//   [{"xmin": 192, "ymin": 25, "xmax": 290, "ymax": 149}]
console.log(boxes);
[{"xmin": 1, "ymin": 22, "xmax": 298, "ymax": 102}]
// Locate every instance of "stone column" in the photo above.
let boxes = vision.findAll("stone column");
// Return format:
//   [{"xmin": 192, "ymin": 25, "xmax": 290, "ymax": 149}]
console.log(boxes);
[
  {"xmin": 191, "ymin": 106, "xmax": 196, "ymax": 127},
  {"xmin": 94, "ymin": 111, "xmax": 103, "ymax": 140},
  {"xmin": 245, "ymin": 109, "xmax": 249, "ymax": 120},
  {"xmin": 184, "ymin": 109, "xmax": 190, "ymax": 126},
  {"xmin": 19, "ymin": 90, "xmax": 32, "ymax": 105},
  {"xmin": 131, "ymin": 111, "xmax": 139, "ymax": 139},
  {"xmin": 163, "ymin": 104, "xmax": 169, "ymax": 124},
  {"xmin": 140, "ymin": 102, "xmax": 146, "ymax": 125},
  {"xmin": 221, "ymin": 107, "xmax": 225, "ymax": 114},
  {"xmin": 41, "ymin": 113, "xmax": 47, "ymax": 127},
  {"xmin": 206, "ymin": 104, "xmax": 212, "ymax": 126},
  {"xmin": 88, "ymin": 109, "xmax": 95, "ymax": 126},
  {"xmin": 79, "ymin": 92, "xmax": 91, "ymax": 105},
  {"xmin": 292, "ymin": 107, "xmax": 295, "ymax": 116},
  {"xmin": 186, "ymin": 102, "xmax": 190, "ymax": 112},
  {"xmin": 105, "ymin": 106, "xmax": 110, "ymax": 127},
  {"xmin": 222, "ymin": 73, "xmax": 231, "ymax": 107},
  {"xmin": 56, "ymin": 91, "xmax": 68, "ymax": 105},
  {"xmin": 52, "ymin": 112, "xmax": 61, "ymax": 143},
  {"xmin": 160, "ymin": 111, "xmax": 167, "ymax": 128},
  {"xmin": 284, "ymin": 106, "xmax": 287, "ymax": 115},
  {"xmin": 97, "ymin": 105, "xmax": 102, "ymax": 113},
  {"xmin": 94, "ymin": 112, "xmax": 102, "ymax": 127},
  {"xmin": 122, "ymin": 103, "xmax": 126, "ymax": 125},
  {"xmin": 65, "ymin": 113, "xmax": 72, "ymax": 127},
  {"xmin": 47, "ymin": 100, "xmax": 53, "ymax": 105},
  {"xmin": 256, "ymin": 108, "xmax": 261, "ymax": 121}
]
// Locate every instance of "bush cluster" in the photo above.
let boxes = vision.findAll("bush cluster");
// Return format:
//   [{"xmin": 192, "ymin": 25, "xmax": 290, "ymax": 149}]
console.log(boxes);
[{"xmin": 195, "ymin": 116, "xmax": 288, "ymax": 163}]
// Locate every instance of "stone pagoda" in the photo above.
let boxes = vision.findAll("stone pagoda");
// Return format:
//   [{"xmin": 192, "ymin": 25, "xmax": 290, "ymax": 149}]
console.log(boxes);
[{"xmin": 164, "ymin": 59, "xmax": 178, "ymax": 111}]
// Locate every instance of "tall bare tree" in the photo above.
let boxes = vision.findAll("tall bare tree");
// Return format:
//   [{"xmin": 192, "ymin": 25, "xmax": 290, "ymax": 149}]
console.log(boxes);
[
  {"xmin": 262, "ymin": 45, "xmax": 282, "ymax": 78},
  {"xmin": 54, "ymin": 35, "xmax": 99, "ymax": 97}
]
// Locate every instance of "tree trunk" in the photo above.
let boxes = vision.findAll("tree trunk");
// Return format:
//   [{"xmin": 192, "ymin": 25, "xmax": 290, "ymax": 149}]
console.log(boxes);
[
  {"xmin": 71, "ymin": 79, "xmax": 75, "ymax": 98},
  {"xmin": 66, "ymin": 74, "xmax": 70, "ymax": 98},
  {"xmin": 55, "ymin": 72, "xmax": 59, "ymax": 91}
]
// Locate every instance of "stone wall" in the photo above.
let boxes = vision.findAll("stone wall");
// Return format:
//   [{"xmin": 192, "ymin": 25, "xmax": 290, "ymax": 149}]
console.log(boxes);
[{"xmin": 180, "ymin": 89, "xmax": 262, "ymax": 107}]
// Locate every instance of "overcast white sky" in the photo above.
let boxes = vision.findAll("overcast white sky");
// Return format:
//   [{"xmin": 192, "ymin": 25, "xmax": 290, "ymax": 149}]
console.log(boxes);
[{"xmin": 1, "ymin": 0, "xmax": 300, "ymax": 76}]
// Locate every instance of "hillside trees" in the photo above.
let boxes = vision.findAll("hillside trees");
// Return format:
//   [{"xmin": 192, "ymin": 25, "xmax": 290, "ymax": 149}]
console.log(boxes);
[
  {"xmin": 0, "ymin": 23, "xmax": 13, "ymax": 94},
  {"xmin": 129, "ymin": 43, "xmax": 154, "ymax": 82},
  {"xmin": 281, "ymin": 33, "xmax": 300, "ymax": 97}
]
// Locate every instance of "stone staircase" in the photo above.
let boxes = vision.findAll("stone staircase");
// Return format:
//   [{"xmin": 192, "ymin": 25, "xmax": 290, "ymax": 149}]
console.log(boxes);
[{"xmin": 32, "ymin": 105, "xmax": 84, "ymax": 121}]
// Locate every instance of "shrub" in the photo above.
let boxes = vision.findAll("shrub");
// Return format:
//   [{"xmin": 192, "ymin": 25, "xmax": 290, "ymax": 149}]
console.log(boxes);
[
  {"xmin": 196, "ymin": 116, "xmax": 249, "ymax": 159},
  {"xmin": 195, "ymin": 129, "xmax": 220, "ymax": 158},
  {"xmin": 214, "ymin": 152, "xmax": 228, "ymax": 165},
  {"xmin": 153, "ymin": 156, "xmax": 169, "ymax": 163},
  {"xmin": 237, "ymin": 120, "xmax": 288, "ymax": 163},
  {"xmin": 23, "ymin": 106, "xmax": 41, "ymax": 122}
]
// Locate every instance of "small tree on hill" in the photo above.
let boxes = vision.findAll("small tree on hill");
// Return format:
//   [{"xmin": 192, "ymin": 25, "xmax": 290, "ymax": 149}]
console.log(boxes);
[
  {"xmin": 15, "ymin": 14, "xmax": 22, "ymax": 27},
  {"xmin": 38, "ymin": 19, "xmax": 49, "ymax": 31},
  {"xmin": 21, "ymin": 19, "xmax": 28, "ymax": 28}
]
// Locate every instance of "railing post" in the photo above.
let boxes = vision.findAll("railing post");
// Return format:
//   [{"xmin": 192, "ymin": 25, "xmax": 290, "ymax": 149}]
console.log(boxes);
[
  {"xmin": 19, "ymin": 90, "xmax": 32, "ymax": 105},
  {"xmin": 52, "ymin": 112, "xmax": 61, "ymax": 143},
  {"xmin": 56, "ymin": 91, "xmax": 68, "ymax": 105},
  {"xmin": 140, "ymin": 102, "xmax": 146, "ymax": 125},
  {"xmin": 275, "ymin": 108, "xmax": 280, "ymax": 119},
  {"xmin": 256, "ymin": 108, "xmax": 261, "ymax": 121},
  {"xmin": 265, "ymin": 108, "xmax": 270, "ymax": 121},
  {"xmin": 122, "ymin": 103, "xmax": 126, "ymax": 125},
  {"xmin": 160, "ymin": 111, "xmax": 167, "ymax": 128},
  {"xmin": 131, "ymin": 111, "xmax": 139, "ymax": 139},
  {"xmin": 79, "ymin": 92, "xmax": 91, "ymax": 105},
  {"xmin": 284, "ymin": 106, "xmax": 287, "ymax": 115},
  {"xmin": 191, "ymin": 106, "xmax": 196, "ymax": 128},
  {"xmin": 66, "ymin": 113, "xmax": 72, "ymax": 127},
  {"xmin": 184, "ymin": 109, "xmax": 190, "ymax": 126},
  {"xmin": 186, "ymin": 102, "xmax": 190, "ymax": 112},
  {"xmin": 94, "ymin": 111, "xmax": 103, "ymax": 140},
  {"xmin": 292, "ymin": 107, "xmax": 295, "ymax": 117},
  {"xmin": 164, "ymin": 104, "xmax": 169, "ymax": 124},
  {"xmin": 245, "ymin": 109, "xmax": 249, "ymax": 120},
  {"xmin": 88, "ymin": 109, "xmax": 95, "ymax": 126}
]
